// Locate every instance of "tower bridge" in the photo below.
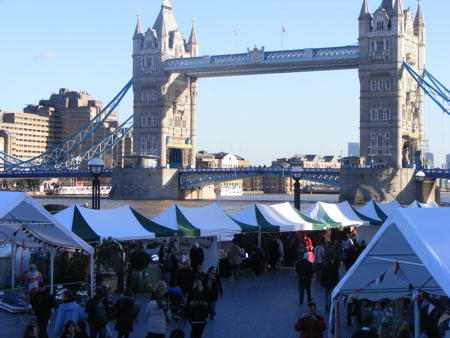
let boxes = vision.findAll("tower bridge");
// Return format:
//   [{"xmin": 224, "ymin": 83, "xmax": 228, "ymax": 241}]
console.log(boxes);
[{"xmin": 1, "ymin": 0, "xmax": 448, "ymax": 203}]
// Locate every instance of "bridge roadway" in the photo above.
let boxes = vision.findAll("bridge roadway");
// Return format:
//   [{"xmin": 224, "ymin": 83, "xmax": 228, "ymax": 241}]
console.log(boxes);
[
  {"xmin": 1, "ymin": 168, "xmax": 449, "ymax": 188},
  {"xmin": 164, "ymin": 45, "xmax": 360, "ymax": 77}
]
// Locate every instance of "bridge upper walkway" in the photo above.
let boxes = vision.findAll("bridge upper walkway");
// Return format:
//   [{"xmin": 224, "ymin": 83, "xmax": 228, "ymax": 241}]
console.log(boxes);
[{"xmin": 164, "ymin": 45, "xmax": 359, "ymax": 77}]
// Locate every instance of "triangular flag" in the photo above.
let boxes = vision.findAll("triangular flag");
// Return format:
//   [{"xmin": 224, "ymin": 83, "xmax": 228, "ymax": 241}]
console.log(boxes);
[{"xmin": 428, "ymin": 303, "xmax": 435, "ymax": 315}]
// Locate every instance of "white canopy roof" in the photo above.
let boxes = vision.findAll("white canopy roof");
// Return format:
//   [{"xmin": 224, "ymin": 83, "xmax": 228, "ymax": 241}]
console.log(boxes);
[
  {"xmin": 234, "ymin": 202, "xmax": 328, "ymax": 231},
  {"xmin": 0, "ymin": 192, "xmax": 93, "ymax": 254},
  {"xmin": 304, "ymin": 201, "xmax": 369, "ymax": 226},
  {"xmin": 55, "ymin": 205, "xmax": 160, "ymax": 241},
  {"xmin": 358, "ymin": 200, "xmax": 402, "ymax": 223},
  {"xmin": 407, "ymin": 201, "xmax": 439, "ymax": 208},
  {"xmin": 332, "ymin": 208, "xmax": 450, "ymax": 301},
  {"xmin": 152, "ymin": 203, "xmax": 242, "ymax": 237}
]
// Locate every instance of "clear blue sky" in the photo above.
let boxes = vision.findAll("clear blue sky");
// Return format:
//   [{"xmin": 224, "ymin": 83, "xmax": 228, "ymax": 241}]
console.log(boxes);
[{"xmin": 0, "ymin": 0, "xmax": 449, "ymax": 166}]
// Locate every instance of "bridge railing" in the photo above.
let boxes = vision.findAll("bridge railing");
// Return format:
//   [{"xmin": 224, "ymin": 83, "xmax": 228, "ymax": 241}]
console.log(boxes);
[{"xmin": 164, "ymin": 45, "xmax": 359, "ymax": 70}]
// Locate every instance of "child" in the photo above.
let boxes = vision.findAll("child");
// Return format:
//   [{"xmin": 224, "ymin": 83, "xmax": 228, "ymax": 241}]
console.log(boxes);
[{"xmin": 75, "ymin": 320, "xmax": 89, "ymax": 338}]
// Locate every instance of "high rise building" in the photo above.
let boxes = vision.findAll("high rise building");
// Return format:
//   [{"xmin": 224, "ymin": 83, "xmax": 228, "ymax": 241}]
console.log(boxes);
[
  {"xmin": 425, "ymin": 152, "xmax": 434, "ymax": 168},
  {"xmin": 132, "ymin": 0, "xmax": 198, "ymax": 168},
  {"xmin": 0, "ymin": 89, "xmax": 131, "ymax": 168},
  {"xmin": 446, "ymin": 154, "xmax": 450, "ymax": 169},
  {"xmin": 348, "ymin": 142, "xmax": 360, "ymax": 157},
  {"xmin": 359, "ymin": 0, "xmax": 425, "ymax": 168}
]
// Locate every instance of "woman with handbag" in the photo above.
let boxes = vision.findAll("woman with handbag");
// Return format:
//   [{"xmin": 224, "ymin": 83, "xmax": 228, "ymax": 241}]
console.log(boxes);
[
  {"xmin": 146, "ymin": 281, "xmax": 172, "ymax": 338},
  {"xmin": 186, "ymin": 280, "xmax": 209, "ymax": 338}
]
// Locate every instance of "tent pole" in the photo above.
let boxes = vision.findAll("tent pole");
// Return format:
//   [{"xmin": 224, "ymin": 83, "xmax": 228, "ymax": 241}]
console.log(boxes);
[
  {"xmin": 11, "ymin": 243, "xmax": 16, "ymax": 290},
  {"xmin": 217, "ymin": 236, "xmax": 221, "ymax": 274},
  {"xmin": 50, "ymin": 250, "xmax": 55, "ymax": 294},
  {"xmin": 328, "ymin": 299, "xmax": 335, "ymax": 338},
  {"xmin": 414, "ymin": 298, "xmax": 420, "ymax": 338},
  {"xmin": 258, "ymin": 224, "xmax": 261, "ymax": 247},
  {"xmin": 90, "ymin": 253, "xmax": 95, "ymax": 297}
]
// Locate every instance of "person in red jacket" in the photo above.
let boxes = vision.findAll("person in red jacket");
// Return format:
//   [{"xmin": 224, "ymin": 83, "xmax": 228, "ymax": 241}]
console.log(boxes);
[{"xmin": 295, "ymin": 302, "xmax": 326, "ymax": 338}]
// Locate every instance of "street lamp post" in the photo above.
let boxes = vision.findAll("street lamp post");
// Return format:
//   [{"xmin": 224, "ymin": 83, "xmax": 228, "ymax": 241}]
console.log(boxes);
[
  {"xmin": 88, "ymin": 157, "xmax": 105, "ymax": 210},
  {"xmin": 292, "ymin": 166, "xmax": 304, "ymax": 210},
  {"xmin": 414, "ymin": 170, "xmax": 426, "ymax": 204}
]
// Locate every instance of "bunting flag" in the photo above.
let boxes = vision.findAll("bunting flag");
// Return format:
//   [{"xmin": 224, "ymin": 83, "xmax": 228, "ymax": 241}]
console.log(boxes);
[
  {"xmin": 427, "ymin": 303, "xmax": 436, "ymax": 315},
  {"xmin": 232, "ymin": 29, "xmax": 237, "ymax": 36}
]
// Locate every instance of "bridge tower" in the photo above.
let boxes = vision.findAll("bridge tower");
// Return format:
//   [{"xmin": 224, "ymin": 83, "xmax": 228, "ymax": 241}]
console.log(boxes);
[
  {"xmin": 358, "ymin": 0, "xmax": 425, "ymax": 168},
  {"xmin": 132, "ymin": 0, "xmax": 198, "ymax": 168}
]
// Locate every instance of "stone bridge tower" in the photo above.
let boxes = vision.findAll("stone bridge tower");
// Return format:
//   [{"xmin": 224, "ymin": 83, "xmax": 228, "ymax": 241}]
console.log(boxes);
[
  {"xmin": 132, "ymin": 0, "xmax": 198, "ymax": 168},
  {"xmin": 358, "ymin": 0, "xmax": 425, "ymax": 168}
]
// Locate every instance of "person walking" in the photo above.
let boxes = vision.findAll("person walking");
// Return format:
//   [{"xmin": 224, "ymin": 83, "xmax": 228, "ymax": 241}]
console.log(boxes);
[
  {"xmin": 85, "ymin": 286, "xmax": 109, "ymax": 338},
  {"xmin": 60, "ymin": 321, "xmax": 76, "ymax": 338},
  {"xmin": 203, "ymin": 267, "xmax": 223, "ymax": 321},
  {"xmin": 294, "ymin": 302, "xmax": 326, "ymax": 338},
  {"xmin": 313, "ymin": 241, "xmax": 324, "ymax": 282},
  {"xmin": 52, "ymin": 290, "xmax": 87, "ymax": 338},
  {"xmin": 189, "ymin": 243, "xmax": 204, "ymax": 273},
  {"xmin": 146, "ymin": 281, "xmax": 171, "ymax": 338},
  {"xmin": 112, "ymin": 288, "xmax": 136, "ymax": 338},
  {"xmin": 186, "ymin": 280, "xmax": 208, "ymax": 338},
  {"xmin": 29, "ymin": 285, "xmax": 55, "ymax": 338},
  {"xmin": 295, "ymin": 253, "xmax": 314, "ymax": 305},
  {"xmin": 175, "ymin": 259, "xmax": 196, "ymax": 295},
  {"xmin": 229, "ymin": 238, "xmax": 244, "ymax": 279}
]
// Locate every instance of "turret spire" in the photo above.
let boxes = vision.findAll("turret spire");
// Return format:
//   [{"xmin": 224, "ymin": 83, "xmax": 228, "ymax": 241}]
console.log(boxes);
[
  {"xmin": 393, "ymin": 0, "xmax": 404, "ymax": 17},
  {"xmin": 153, "ymin": 0, "xmax": 178, "ymax": 38},
  {"xmin": 359, "ymin": 0, "xmax": 371, "ymax": 20},
  {"xmin": 414, "ymin": 2, "xmax": 425, "ymax": 26},
  {"xmin": 381, "ymin": 0, "xmax": 394, "ymax": 10},
  {"xmin": 188, "ymin": 19, "xmax": 199, "ymax": 56},
  {"xmin": 133, "ymin": 10, "xmax": 143, "ymax": 38}
]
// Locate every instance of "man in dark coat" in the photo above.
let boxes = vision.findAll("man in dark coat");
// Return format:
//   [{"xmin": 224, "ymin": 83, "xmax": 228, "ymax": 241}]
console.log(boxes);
[
  {"xmin": 29, "ymin": 285, "xmax": 55, "ymax": 338},
  {"xmin": 189, "ymin": 242, "xmax": 204, "ymax": 273},
  {"xmin": 295, "ymin": 252, "xmax": 314, "ymax": 304},
  {"xmin": 295, "ymin": 302, "xmax": 326, "ymax": 338}
]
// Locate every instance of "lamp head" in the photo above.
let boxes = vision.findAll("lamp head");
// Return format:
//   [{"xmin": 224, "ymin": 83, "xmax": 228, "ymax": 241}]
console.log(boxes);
[
  {"xmin": 291, "ymin": 166, "xmax": 304, "ymax": 179},
  {"xmin": 415, "ymin": 170, "xmax": 425, "ymax": 183},
  {"xmin": 88, "ymin": 157, "xmax": 105, "ymax": 176}
]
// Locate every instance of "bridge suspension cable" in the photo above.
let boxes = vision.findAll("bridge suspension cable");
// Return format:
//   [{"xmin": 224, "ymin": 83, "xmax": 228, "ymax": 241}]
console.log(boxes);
[
  {"xmin": 0, "ymin": 79, "xmax": 133, "ymax": 170},
  {"xmin": 402, "ymin": 61, "xmax": 450, "ymax": 115}
]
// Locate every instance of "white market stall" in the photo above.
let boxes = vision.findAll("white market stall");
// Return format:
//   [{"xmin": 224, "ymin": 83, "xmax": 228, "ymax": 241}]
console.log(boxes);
[
  {"xmin": 329, "ymin": 208, "xmax": 450, "ymax": 337},
  {"xmin": 54, "ymin": 205, "xmax": 176, "ymax": 242},
  {"xmin": 407, "ymin": 201, "xmax": 439, "ymax": 208},
  {"xmin": 0, "ymin": 192, "xmax": 94, "ymax": 295},
  {"xmin": 357, "ymin": 199, "xmax": 403, "ymax": 223},
  {"xmin": 304, "ymin": 201, "xmax": 369, "ymax": 227}
]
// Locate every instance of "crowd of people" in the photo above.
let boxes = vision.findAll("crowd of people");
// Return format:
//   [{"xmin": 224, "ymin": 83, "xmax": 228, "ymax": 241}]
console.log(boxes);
[{"xmin": 18, "ymin": 232, "xmax": 447, "ymax": 338}]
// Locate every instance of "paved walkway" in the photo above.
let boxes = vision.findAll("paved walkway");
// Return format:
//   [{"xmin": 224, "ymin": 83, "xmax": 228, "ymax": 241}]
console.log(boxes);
[{"xmin": 1, "ymin": 268, "xmax": 357, "ymax": 337}]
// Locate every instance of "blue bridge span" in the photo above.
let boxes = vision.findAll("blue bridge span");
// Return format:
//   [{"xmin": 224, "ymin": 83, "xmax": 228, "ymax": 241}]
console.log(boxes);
[{"xmin": 2, "ymin": 168, "xmax": 449, "ymax": 190}]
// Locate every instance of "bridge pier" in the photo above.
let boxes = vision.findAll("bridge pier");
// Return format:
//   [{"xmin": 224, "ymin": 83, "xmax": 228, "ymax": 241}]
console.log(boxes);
[
  {"xmin": 109, "ymin": 168, "xmax": 216, "ymax": 200},
  {"xmin": 339, "ymin": 168, "xmax": 439, "ymax": 205}
]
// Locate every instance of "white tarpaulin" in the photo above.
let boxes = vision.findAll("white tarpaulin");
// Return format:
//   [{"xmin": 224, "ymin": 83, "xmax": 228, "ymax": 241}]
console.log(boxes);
[
  {"xmin": 152, "ymin": 203, "xmax": 242, "ymax": 237},
  {"xmin": 357, "ymin": 200, "xmax": 402, "ymax": 223},
  {"xmin": 55, "ymin": 205, "xmax": 173, "ymax": 241},
  {"xmin": 304, "ymin": 201, "xmax": 369, "ymax": 227},
  {"xmin": 407, "ymin": 201, "xmax": 439, "ymax": 208},
  {"xmin": 332, "ymin": 208, "xmax": 450, "ymax": 301},
  {"xmin": 0, "ymin": 192, "xmax": 93, "ymax": 253}
]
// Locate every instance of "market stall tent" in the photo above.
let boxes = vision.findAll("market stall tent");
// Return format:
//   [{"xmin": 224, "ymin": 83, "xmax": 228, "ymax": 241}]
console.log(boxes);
[
  {"xmin": 407, "ymin": 201, "xmax": 439, "ymax": 208},
  {"xmin": 329, "ymin": 208, "xmax": 450, "ymax": 337},
  {"xmin": 232, "ymin": 203, "xmax": 328, "ymax": 232},
  {"xmin": 304, "ymin": 201, "xmax": 369, "ymax": 227},
  {"xmin": 151, "ymin": 203, "xmax": 243, "ymax": 237},
  {"xmin": 0, "ymin": 192, "xmax": 94, "ymax": 294},
  {"xmin": 55, "ymin": 205, "xmax": 176, "ymax": 241},
  {"xmin": 357, "ymin": 200, "xmax": 402, "ymax": 223}
]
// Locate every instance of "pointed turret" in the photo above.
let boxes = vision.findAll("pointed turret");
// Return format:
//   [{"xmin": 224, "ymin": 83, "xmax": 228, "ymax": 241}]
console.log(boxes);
[
  {"xmin": 393, "ymin": 0, "xmax": 404, "ymax": 17},
  {"xmin": 414, "ymin": 3, "xmax": 425, "ymax": 27},
  {"xmin": 133, "ymin": 11, "xmax": 144, "ymax": 39},
  {"xmin": 153, "ymin": 0, "xmax": 179, "ymax": 39},
  {"xmin": 359, "ymin": 0, "xmax": 371, "ymax": 20},
  {"xmin": 188, "ymin": 20, "xmax": 199, "ymax": 56}
]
